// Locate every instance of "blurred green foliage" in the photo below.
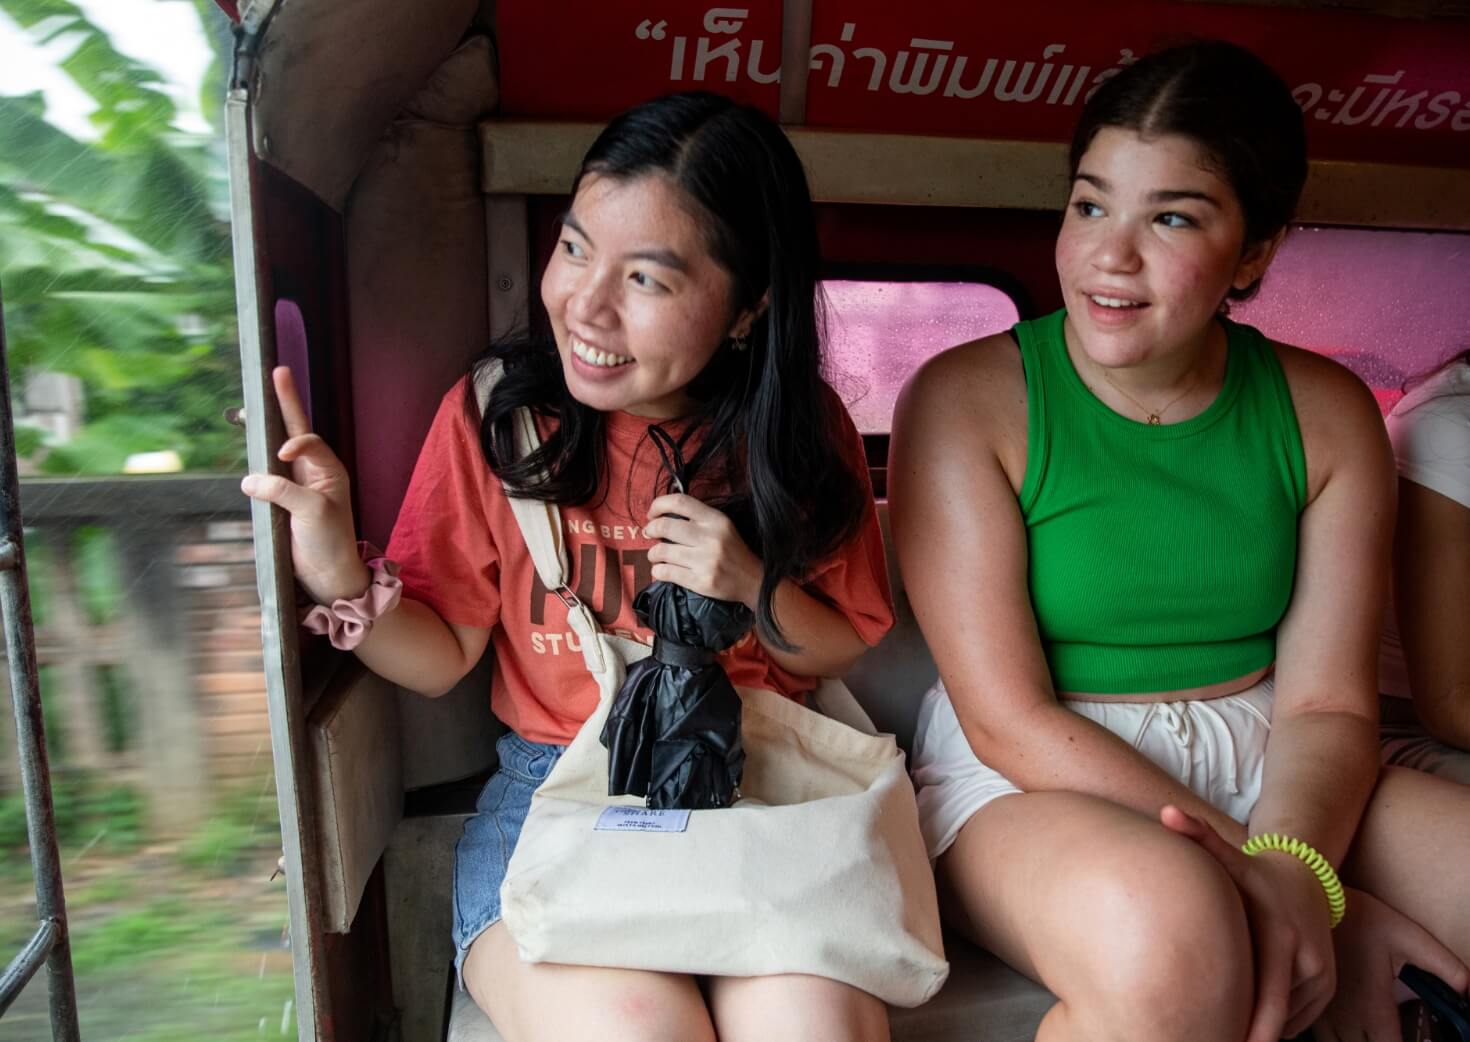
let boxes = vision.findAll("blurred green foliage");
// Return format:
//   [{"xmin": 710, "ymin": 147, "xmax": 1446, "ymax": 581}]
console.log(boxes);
[
  {"xmin": 97, "ymin": 663, "xmax": 133, "ymax": 753},
  {"xmin": 0, "ymin": 771, "xmax": 145, "ymax": 857},
  {"xmin": 177, "ymin": 779, "xmax": 283, "ymax": 875},
  {"xmin": 0, "ymin": 774, "xmax": 293, "ymax": 1041},
  {"xmin": 24, "ymin": 524, "xmax": 125, "ymax": 626},
  {"xmin": 0, "ymin": 0, "xmax": 243, "ymax": 475},
  {"xmin": 71, "ymin": 897, "xmax": 222, "ymax": 973},
  {"xmin": 0, "ymin": 10, "xmax": 299, "ymax": 1040},
  {"xmin": 72, "ymin": 524, "xmax": 122, "ymax": 623}
]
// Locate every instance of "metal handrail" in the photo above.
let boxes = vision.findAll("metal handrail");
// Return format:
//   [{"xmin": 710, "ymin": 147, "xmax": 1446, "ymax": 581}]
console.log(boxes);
[
  {"xmin": 0, "ymin": 920, "xmax": 59, "ymax": 1014},
  {"xmin": 0, "ymin": 279, "xmax": 81, "ymax": 1040}
]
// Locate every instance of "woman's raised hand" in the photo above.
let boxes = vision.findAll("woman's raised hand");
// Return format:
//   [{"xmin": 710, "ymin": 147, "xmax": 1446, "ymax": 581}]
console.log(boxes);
[
  {"xmin": 240, "ymin": 366, "xmax": 368, "ymax": 605},
  {"xmin": 1160, "ymin": 805, "xmax": 1337, "ymax": 1042},
  {"xmin": 645, "ymin": 494, "xmax": 762, "ymax": 608}
]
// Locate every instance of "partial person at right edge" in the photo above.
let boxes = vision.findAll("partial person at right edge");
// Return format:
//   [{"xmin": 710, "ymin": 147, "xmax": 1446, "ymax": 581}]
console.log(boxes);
[{"xmin": 1379, "ymin": 349, "xmax": 1470, "ymax": 784}]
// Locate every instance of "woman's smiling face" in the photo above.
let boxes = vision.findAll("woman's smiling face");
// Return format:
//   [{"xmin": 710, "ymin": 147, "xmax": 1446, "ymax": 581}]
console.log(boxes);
[
  {"xmin": 1056, "ymin": 127, "xmax": 1278, "ymax": 368},
  {"xmin": 541, "ymin": 172, "xmax": 751, "ymax": 419}
]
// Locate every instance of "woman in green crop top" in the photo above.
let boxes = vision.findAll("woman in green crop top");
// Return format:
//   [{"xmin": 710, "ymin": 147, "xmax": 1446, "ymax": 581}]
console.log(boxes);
[{"xmin": 891, "ymin": 41, "xmax": 1470, "ymax": 1042}]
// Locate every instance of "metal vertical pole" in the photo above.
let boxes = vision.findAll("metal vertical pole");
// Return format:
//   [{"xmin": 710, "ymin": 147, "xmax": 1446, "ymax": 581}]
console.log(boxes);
[{"xmin": 0, "ymin": 281, "xmax": 82, "ymax": 1040}]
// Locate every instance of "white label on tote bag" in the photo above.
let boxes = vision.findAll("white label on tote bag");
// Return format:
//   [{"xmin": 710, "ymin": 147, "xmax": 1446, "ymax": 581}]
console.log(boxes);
[{"xmin": 594, "ymin": 807, "xmax": 691, "ymax": 833}]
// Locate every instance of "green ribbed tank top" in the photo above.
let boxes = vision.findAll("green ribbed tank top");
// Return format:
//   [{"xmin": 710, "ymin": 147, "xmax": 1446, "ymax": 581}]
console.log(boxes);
[{"xmin": 1016, "ymin": 310, "xmax": 1308, "ymax": 694}]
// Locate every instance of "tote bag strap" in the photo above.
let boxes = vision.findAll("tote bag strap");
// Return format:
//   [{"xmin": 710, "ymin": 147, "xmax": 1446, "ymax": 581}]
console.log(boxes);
[{"xmin": 474, "ymin": 362, "xmax": 608, "ymax": 677}]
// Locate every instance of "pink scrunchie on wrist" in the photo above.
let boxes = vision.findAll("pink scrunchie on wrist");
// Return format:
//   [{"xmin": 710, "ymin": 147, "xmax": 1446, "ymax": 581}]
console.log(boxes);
[{"xmin": 299, "ymin": 542, "xmax": 403, "ymax": 650}]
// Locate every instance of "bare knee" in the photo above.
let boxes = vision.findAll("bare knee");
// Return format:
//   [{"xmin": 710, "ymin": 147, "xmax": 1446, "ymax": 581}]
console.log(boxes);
[
  {"xmin": 708, "ymin": 973, "xmax": 889, "ymax": 1042},
  {"xmin": 1066, "ymin": 837, "xmax": 1254, "ymax": 1042},
  {"xmin": 605, "ymin": 993, "xmax": 718, "ymax": 1042},
  {"xmin": 464, "ymin": 925, "xmax": 717, "ymax": 1042},
  {"xmin": 500, "ymin": 986, "xmax": 716, "ymax": 1042},
  {"xmin": 941, "ymin": 796, "xmax": 1254, "ymax": 1042}
]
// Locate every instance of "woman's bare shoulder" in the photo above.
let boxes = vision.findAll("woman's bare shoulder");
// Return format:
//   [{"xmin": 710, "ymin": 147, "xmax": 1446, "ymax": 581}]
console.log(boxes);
[
  {"xmin": 893, "ymin": 331, "xmax": 1028, "ymax": 483},
  {"xmin": 899, "ymin": 331, "xmax": 1026, "ymax": 431},
  {"xmin": 1270, "ymin": 340, "xmax": 1376, "ymax": 408},
  {"xmin": 1270, "ymin": 340, "xmax": 1391, "ymax": 502}
]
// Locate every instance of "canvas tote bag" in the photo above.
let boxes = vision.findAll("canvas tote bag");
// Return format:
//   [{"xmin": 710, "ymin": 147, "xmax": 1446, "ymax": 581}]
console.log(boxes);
[{"xmin": 494, "ymin": 398, "xmax": 948, "ymax": 1007}]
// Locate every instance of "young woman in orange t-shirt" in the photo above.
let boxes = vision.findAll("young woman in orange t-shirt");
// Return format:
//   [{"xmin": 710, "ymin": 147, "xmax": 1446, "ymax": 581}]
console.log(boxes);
[{"xmin": 243, "ymin": 92, "xmax": 896, "ymax": 1041}]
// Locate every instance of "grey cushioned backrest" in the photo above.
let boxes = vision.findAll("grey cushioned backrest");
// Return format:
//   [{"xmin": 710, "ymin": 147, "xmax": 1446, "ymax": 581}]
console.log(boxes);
[
  {"xmin": 397, "ymin": 653, "xmax": 502, "ymax": 791},
  {"xmin": 844, "ymin": 504, "xmax": 937, "ymax": 753},
  {"xmin": 251, "ymin": 0, "xmax": 480, "ymax": 210}
]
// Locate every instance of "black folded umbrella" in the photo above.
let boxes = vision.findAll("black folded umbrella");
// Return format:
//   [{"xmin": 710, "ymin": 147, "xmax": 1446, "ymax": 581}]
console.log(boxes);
[{"xmin": 599, "ymin": 426, "xmax": 752, "ymax": 810}]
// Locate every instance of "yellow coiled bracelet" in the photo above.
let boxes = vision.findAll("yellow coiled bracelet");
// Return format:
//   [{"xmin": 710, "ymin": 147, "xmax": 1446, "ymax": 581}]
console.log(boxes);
[{"xmin": 1241, "ymin": 833, "xmax": 1346, "ymax": 928}]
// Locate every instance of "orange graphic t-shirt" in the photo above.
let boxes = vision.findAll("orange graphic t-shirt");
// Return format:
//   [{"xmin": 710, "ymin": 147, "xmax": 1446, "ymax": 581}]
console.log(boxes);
[{"xmin": 386, "ymin": 378, "xmax": 895, "ymax": 745}]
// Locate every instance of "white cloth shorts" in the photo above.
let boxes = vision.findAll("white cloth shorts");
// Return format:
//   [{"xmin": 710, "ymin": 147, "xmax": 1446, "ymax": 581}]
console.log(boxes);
[{"xmin": 911, "ymin": 675, "xmax": 1276, "ymax": 859}]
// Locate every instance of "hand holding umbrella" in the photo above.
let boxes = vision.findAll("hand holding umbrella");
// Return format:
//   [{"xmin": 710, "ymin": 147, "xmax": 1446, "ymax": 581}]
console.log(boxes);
[{"xmin": 600, "ymin": 426, "xmax": 754, "ymax": 810}]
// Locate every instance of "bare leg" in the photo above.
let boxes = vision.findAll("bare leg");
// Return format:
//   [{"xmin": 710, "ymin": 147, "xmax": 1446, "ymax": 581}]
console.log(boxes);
[
  {"xmin": 462, "ymin": 922, "xmax": 718, "ymax": 1042},
  {"xmin": 707, "ymin": 973, "xmax": 889, "ymax": 1042},
  {"xmin": 939, "ymin": 791, "xmax": 1255, "ymax": 1042},
  {"xmin": 1345, "ymin": 765, "xmax": 1470, "ymax": 960}
]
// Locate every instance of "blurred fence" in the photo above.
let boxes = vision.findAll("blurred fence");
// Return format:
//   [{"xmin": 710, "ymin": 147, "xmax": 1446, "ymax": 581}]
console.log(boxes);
[{"xmin": 0, "ymin": 476, "xmax": 267, "ymax": 833}]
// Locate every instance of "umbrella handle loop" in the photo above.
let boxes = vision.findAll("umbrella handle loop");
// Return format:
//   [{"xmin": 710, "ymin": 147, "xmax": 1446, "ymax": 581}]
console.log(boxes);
[{"xmin": 647, "ymin": 424, "xmax": 687, "ymax": 495}]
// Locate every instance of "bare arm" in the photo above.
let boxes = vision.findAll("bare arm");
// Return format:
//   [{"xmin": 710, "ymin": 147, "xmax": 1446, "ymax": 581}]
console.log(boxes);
[
  {"xmin": 242, "ymin": 367, "xmax": 490, "ymax": 697},
  {"xmin": 645, "ymin": 493, "xmax": 870, "ymax": 677},
  {"xmin": 319, "ymin": 563, "xmax": 489, "ymax": 698},
  {"xmin": 889, "ymin": 336, "xmax": 1245, "ymax": 840},
  {"xmin": 1249, "ymin": 347, "xmax": 1393, "ymax": 864},
  {"xmin": 1394, "ymin": 479, "xmax": 1470, "ymax": 749},
  {"xmin": 758, "ymin": 579, "xmax": 869, "ymax": 677}
]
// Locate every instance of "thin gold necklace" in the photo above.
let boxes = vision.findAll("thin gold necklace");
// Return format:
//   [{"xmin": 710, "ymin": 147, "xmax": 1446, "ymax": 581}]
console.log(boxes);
[{"xmin": 1100, "ymin": 365, "xmax": 1200, "ymax": 426}]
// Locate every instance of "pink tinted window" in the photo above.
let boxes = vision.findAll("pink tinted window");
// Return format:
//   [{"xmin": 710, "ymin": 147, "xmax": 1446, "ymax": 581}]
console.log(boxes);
[
  {"xmin": 823, "ymin": 280, "xmax": 1020, "ymax": 433},
  {"xmin": 1233, "ymin": 228, "xmax": 1470, "ymax": 414}
]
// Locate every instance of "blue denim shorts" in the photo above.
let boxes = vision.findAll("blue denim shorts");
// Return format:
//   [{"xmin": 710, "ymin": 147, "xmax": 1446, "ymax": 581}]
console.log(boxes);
[{"xmin": 452, "ymin": 731, "xmax": 565, "ymax": 987}]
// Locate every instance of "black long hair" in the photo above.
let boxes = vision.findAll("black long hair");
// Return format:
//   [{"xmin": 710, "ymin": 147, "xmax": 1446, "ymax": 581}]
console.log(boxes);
[
  {"xmin": 1070, "ymin": 40, "xmax": 1307, "ymax": 302},
  {"xmin": 469, "ymin": 92, "xmax": 866, "ymax": 648}
]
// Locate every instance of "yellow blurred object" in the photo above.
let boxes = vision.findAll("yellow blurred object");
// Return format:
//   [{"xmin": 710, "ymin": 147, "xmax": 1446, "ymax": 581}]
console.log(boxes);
[{"xmin": 122, "ymin": 450, "xmax": 184, "ymax": 474}]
